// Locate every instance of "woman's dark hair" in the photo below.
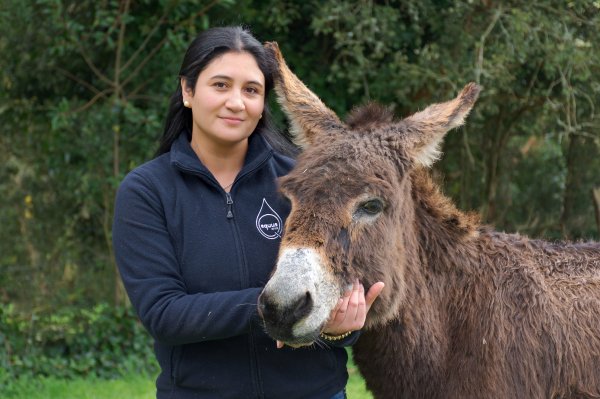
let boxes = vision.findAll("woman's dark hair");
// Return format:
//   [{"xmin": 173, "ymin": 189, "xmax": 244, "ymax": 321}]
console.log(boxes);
[{"xmin": 156, "ymin": 26, "xmax": 297, "ymax": 157}]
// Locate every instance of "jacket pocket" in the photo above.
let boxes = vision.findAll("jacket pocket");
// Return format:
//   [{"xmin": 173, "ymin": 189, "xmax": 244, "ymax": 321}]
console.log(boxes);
[{"xmin": 173, "ymin": 337, "xmax": 255, "ymax": 395}]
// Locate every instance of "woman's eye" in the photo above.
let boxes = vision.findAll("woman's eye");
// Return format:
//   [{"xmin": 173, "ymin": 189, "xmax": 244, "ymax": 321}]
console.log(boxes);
[
  {"xmin": 245, "ymin": 87, "xmax": 259, "ymax": 95},
  {"xmin": 213, "ymin": 82, "xmax": 227, "ymax": 89},
  {"xmin": 358, "ymin": 199, "xmax": 384, "ymax": 215}
]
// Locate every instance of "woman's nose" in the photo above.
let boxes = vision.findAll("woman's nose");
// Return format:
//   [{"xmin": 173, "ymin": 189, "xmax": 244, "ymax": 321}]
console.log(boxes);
[{"xmin": 225, "ymin": 92, "xmax": 245, "ymax": 111}]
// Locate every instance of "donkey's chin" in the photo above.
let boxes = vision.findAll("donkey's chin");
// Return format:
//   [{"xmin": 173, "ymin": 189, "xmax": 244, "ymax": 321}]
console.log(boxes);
[
  {"xmin": 282, "ymin": 339, "xmax": 316, "ymax": 348},
  {"xmin": 264, "ymin": 326, "xmax": 319, "ymax": 348},
  {"xmin": 263, "ymin": 317, "xmax": 326, "ymax": 347}
]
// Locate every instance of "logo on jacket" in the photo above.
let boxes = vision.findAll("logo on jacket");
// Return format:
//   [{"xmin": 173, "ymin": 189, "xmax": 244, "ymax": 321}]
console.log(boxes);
[{"xmin": 256, "ymin": 198, "xmax": 283, "ymax": 240}]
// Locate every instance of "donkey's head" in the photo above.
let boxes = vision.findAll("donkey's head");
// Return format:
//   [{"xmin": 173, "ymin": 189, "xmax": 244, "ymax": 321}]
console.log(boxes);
[{"xmin": 258, "ymin": 42, "xmax": 480, "ymax": 347}]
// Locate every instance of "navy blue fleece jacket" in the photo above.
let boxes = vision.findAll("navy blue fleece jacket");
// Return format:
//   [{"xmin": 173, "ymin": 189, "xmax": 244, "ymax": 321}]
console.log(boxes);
[{"xmin": 112, "ymin": 132, "xmax": 356, "ymax": 399}]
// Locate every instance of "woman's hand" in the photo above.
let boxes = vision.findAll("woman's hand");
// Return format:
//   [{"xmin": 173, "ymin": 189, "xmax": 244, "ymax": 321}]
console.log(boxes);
[
  {"xmin": 321, "ymin": 279, "xmax": 385, "ymax": 336},
  {"xmin": 275, "ymin": 279, "xmax": 384, "ymax": 348}
]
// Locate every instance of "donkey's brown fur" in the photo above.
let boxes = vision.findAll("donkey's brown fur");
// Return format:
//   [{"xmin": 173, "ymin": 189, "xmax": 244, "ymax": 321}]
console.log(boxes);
[{"xmin": 261, "ymin": 42, "xmax": 600, "ymax": 399}]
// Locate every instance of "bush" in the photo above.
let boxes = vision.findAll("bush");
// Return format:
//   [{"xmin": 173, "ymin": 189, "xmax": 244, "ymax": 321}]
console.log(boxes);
[{"xmin": 0, "ymin": 303, "xmax": 158, "ymax": 381}]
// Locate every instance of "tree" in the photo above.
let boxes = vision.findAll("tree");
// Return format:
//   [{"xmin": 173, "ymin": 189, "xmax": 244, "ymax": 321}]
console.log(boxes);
[
  {"xmin": 1, "ymin": 0, "xmax": 598, "ymax": 312},
  {"xmin": 0, "ymin": 0, "xmax": 233, "ymax": 309},
  {"xmin": 593, "ymin": 188, "xmax": 600, "ymax": 235}
]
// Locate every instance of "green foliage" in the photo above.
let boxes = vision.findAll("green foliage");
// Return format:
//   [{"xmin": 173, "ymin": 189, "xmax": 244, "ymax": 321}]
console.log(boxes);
[
  {"xmin": 0, "ymin": 0, "xmax": 599, "ymax": 327},
  {"xmin": 0, "ymin": 0, "xmax": 233, "ymax": 309},
  {"xmin": 0, "ymin": 303, "xmax": 157, "ymax": 381}
]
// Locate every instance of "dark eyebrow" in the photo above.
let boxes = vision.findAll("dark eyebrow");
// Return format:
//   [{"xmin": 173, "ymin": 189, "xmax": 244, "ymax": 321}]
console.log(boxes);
[
  {"xmin": 246, "ymin": 81, "xmax": 264, "ymax": 87},
  {"xmin": 209, "ymin": 74, "xmax": 264, "ymax": 87}
]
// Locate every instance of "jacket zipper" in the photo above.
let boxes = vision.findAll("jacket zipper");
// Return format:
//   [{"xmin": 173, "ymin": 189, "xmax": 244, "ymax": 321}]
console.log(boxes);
[
  {"xmin": 173, "ymin": 151, "xmax": 271, "ymax": 219},
  {"xmin": 248, "ymin": 322, "xmax": 265, "ymax": 398},
  {"xmin": 173, "ymin": 154, "xmax": 271, "ymax": 397},
  {"xmin": 224, "ymin": 187, "xmax": 263, "ymax": 398},
  {"xmin": 219, "ymin": 165, "xmax": 269, "ymax": 398},
  {"xmin": 225, "ymin": 192, "xmax": 234, "ymax": 219},
  {"xmin": 221, "ymin": 153, "xmax": 270, "ymax": 218}
]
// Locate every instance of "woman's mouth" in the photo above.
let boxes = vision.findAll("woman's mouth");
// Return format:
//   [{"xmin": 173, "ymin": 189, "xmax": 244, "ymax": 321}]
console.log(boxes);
[{"xmin": 220, "ymin": 116, "xmax": 244, "ymax": 125}]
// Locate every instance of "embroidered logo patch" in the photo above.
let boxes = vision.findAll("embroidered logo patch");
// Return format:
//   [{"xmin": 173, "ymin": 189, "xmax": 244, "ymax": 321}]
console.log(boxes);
[{"xmin": 256, "ymin": 198, "xmax": 283, "ymax": 240}]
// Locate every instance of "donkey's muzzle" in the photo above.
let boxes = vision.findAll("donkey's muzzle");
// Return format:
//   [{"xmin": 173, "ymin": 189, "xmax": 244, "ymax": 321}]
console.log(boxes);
[
  {"xmin": 258, "ymin": 291, "xmax": 314, "ymax": 326},
  {"xmin": 258, "ymin": 290, "xmax": 313, "ymax": 340}
]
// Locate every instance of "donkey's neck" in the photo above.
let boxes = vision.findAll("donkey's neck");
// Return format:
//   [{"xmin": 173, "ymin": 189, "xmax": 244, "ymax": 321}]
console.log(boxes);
[
  {"xmin": 411, "ymin": 168, "xmax": 600, "ymax": 277},
  {"xmin": 407, "ymin": 167, "xmax": 495, "ymax": 360},
  {"xmin": 356, "ymin": 169, "xmax": 497, "ymax": 397},
  {"xmin": 353, "ymin": 170, "xmax": 481, "ymax": 398},
  {"xmin": 410, "ymin": 168, "xmax": 480, "ymax": 271}
]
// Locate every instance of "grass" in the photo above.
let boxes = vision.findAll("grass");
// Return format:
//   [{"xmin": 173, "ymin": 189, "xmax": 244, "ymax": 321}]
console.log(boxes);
[
  {"xmin": 346, "ymin": 354, "xmax": 374, "ymax": 398},
  {"xmin": 0, "ymin": 373, "xmax": 155, "ymax": 399},
  {"xmin": 1, "ymin": 354, "xmax": 373, "ymax": 399}
]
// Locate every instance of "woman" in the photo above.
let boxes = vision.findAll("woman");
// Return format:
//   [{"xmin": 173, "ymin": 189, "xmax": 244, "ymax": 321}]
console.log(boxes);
[{"xmin": 112, "ymin": 26, "xmax": 383, "ymax": 399}]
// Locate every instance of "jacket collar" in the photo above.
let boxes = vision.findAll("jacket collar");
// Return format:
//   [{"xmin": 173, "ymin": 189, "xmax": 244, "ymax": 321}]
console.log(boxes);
[{"xmin": 170, "ymin": 130, "xmax": 273, "ymax": 178}]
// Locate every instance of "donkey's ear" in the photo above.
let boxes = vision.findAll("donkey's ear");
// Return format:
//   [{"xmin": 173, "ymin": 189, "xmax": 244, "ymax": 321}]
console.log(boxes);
[
  {"xmin": 401, "ymin": 83, "xmax": 480, "ymax": 167},
  {"xmin": 265, "ymin": 42, "xmax": 345, "ymax": 147}
]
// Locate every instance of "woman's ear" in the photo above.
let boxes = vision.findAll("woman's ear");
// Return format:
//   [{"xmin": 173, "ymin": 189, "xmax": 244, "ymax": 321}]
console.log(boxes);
[{"xmin": 181, "ymin": 77, "xmax": 192, "ymax": 102}]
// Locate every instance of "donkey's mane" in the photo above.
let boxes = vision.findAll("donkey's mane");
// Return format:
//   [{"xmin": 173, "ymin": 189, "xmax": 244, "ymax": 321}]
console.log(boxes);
[
  {"xmin": 346, "ymin": 102, "xmax": 394, "ymax": 130},
  {"xmin": 412, "ymin": 168, "xmax": 480, "ymax": 237}
]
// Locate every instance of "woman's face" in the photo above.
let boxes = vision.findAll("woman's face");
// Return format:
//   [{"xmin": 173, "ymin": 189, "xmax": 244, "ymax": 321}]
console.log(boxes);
[{"xmin": 182, "ymin": 51, "xmax": 266, "ymax": 149}]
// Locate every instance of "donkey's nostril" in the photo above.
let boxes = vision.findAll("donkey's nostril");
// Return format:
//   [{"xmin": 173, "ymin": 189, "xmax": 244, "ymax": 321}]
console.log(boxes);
[
  {"xmin": 292, "ymin": 291, "xmax": 313, "ymax": 320},
  {"xmin": 258, "ymin": 293, "xmax": 275, "ymax": 321}
]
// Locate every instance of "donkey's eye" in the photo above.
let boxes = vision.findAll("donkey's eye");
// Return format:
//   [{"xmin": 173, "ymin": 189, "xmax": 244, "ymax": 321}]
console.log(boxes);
[{"xmin": 357, "ymin": 199, "xmax": 384, "ymax": 216}]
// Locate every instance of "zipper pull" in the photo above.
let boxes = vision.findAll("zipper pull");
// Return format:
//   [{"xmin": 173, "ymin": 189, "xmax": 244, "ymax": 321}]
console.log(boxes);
[{"xmin": 225, "ymin": 192, "xmax": 234, "ymax": 219}]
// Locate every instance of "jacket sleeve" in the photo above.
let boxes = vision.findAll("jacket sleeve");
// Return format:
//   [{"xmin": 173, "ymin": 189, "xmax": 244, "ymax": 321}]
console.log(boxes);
[{"xmin": 112, "ymin": 170, "xmax": 262, "ymax": 346}]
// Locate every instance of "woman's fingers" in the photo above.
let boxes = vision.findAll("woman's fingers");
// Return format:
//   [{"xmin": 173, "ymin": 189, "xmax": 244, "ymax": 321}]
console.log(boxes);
[
  {"xmin": 365, "ymin": 282, "xmax": 385, "ymax": 312},
  {"xmin": 331, "ymin": 283, "xmax": 352, "ymax": 324},
  {"xmin": 320, "ymin": 279, "xmax": 385, "ymax": 336},
  {"xmin": 346, "ymin": 280, "xmax": 362, "ymax": 322},
  {"xmin": 355, "ymin": 281, "xmax": 384, "ymax": 323},
  {"xmin": 355, "ymin": 283, "xmax": 367, "ymax": 322}
]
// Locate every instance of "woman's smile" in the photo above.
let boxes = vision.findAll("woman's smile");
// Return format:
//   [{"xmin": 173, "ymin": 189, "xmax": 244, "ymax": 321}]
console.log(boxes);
[{"xmin": 219, "ymin": 116, "xmax": 245, "ymax": 125}]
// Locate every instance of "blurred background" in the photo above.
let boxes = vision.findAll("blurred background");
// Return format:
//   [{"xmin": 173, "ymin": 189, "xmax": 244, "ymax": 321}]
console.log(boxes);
[{"xmin": 1, "ymin": 0, "xmax": 599, "ymax": 397}]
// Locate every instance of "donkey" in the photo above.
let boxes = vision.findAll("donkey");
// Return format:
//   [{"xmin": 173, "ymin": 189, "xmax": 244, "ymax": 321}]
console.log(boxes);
[{"xmin": 258, "ymin": 42, "xmax": 600, "ymax": 399}]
